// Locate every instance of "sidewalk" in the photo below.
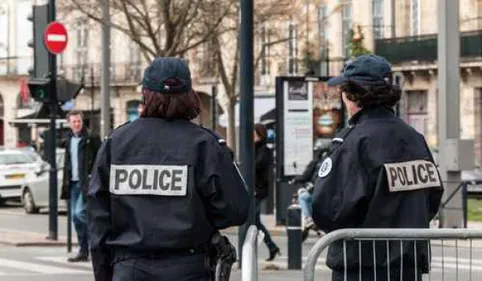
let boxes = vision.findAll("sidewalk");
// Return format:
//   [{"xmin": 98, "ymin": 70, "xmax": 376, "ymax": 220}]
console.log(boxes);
[
  {"xmin": 1, "ymin": 214, "xmax": 482, "ymax": 247},
  {"xmin": 0, "ymin": 229, "xmax": 77, "ymax": 247}
]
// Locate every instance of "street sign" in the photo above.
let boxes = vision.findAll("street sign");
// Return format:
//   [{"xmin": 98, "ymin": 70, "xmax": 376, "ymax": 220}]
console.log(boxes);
[{"xmin": 44, "ymin": 21, "xmax": 68, "ymax": 55}]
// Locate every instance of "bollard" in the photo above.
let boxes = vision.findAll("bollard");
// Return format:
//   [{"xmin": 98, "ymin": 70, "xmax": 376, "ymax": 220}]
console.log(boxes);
[
  {"xmin": 462, "ymin": 182, "xmax": 468, "ymax": 228},
  {"xmin": 286, "ymin": 203, "xmax": 302, "ymax": 269}
]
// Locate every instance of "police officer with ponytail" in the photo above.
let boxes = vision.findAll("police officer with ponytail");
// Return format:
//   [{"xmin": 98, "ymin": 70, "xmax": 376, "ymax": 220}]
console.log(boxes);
[
  {"xmin": 312, "ymin": 55, "xmax": 444, "ymax": 281},
  {"xmin": 87, "ymin": 57, "xmax": 249, "ymax": 281}
]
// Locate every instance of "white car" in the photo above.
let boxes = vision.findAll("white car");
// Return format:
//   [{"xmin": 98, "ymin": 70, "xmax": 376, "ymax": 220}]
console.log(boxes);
[
  {"xmin": 0, "ymin": 149, "xmax": 47, "ymax": 204},
  {"xmin": 21, "ymin": 149, "xmax": 67, "ymax": 214}
]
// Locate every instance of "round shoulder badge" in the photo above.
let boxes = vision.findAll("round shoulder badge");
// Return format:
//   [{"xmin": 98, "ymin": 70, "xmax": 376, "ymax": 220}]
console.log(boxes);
[{"xmin": 318, "ymin": 157, "xmax": 333, "ymax": 178}]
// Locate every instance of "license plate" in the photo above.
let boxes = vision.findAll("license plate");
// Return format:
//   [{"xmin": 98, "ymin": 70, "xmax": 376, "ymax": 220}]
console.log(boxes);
[{"xmin": 5, "ymin": 174, "xmax": 25, "ymax": 180}]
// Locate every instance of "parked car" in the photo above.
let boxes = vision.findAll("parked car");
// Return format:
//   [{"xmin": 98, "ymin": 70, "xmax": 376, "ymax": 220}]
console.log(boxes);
[
  {"xmin": 0, "ymin": 148, "xmax": 47, "ymax": 204},
  {"xmin": 21, "ymin": 148, "xmax": 67, "ymax": 214},
  {"xmin": 431, "ymin": 149, "xmax": 482, "ymax": 194}
]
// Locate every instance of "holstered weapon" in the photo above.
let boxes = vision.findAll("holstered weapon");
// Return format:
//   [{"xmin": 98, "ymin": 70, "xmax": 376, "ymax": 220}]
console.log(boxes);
[{"xmin": 209, "ymin": 232, "xmax": 237, "ymax": 281}]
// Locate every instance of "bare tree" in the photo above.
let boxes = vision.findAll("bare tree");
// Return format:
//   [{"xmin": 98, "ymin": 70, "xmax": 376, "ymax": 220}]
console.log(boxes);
[
  {"xmin": 61, "ymin": 0, "xmax": 237, "ymax": 62},
  {"xmin": 213, "ymin": 0, "xmax": 293, "ymax": 153}
]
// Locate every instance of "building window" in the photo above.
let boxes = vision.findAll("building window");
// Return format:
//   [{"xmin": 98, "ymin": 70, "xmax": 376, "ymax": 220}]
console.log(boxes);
[
  {"xmin": 200, "ymin": 36, "xmax": 216, "ymax": 77},
  {"xmin": 128, "ymin": 41, "xmax": 141, "ymax": 81},
  {"xmin": 406, "ymin": 90, "xmax": 428, "ymax": 135},
  {"xmin": 0, "ymin": 94, "xmax": 4, "ymax": 117},
  {"xmin": 342, "ymin": 0, "xmax": 353, "ymax": 58},
  {"xmin": 15, "ymin": 0, "xmax": 32, "ymax": 75},
  {"xmin": 411, "ymin": 0, "xmax": 420, "ymax": 36},
  {"xmin": 74, "ymin": 17, "xmax": 88, "ymax": 81},
  {"xmin": 318, "ymin": 4, "xmax": 328, "ymax": 56},
  {"xmin": 0, "ymin": 4, "xmax": 7, "ymax": 75},
  {"xmin": 288, "ymin": 22, "xmax": 298, "ymax": 75},
  {"xmin": 373, "ymin": 0, "xmax": 384, "ymax": 39},
  {"xmin": 260, "ymin": 25, "xmax": 270, "ymax": 76}
]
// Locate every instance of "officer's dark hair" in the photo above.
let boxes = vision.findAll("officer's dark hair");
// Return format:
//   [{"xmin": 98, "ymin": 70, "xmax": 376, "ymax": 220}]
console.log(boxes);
[
  {"xmin": 254, "ymin": 123, "xmax": 267, "ymax": 142},
  {"xmin": 66, "ymin": 110, "xmax": 84, "ymax": 121},
  {"xmin": 140, "ymin": 78, "xmax": 201, "ymax": 120},
  {"xmin": 340, "ymin": 80, "xmax": 401, "ymax": 108}
]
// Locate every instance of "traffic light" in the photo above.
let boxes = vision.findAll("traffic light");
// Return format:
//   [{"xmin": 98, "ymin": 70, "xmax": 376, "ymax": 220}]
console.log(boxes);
[
  {"xmin": 27, "ymin": 4, "xmax": 50, "ymax": 78},
  {"xmin": 28, "ymin": 77, "xmax": 84, "ymax": 103},
  {"xmin": 28, "ymin": 77, "xmax": 52, "ymax": 102}
]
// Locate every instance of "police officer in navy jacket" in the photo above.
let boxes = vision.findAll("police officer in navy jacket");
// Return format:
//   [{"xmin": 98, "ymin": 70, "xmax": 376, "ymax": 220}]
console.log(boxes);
[
  {"xmin": 87, "ymin": 57, "xmax": 249, "ymax": 281},
  {"xmin": 312, "ymin": 55, "xmax": 444, "ymax": 281}
]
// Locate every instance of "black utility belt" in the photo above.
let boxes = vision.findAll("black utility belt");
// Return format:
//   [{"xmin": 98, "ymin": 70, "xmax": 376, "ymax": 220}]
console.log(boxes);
[{"xmin": 113, "ymin": 246, "xmax": 207, "ymax": 262}]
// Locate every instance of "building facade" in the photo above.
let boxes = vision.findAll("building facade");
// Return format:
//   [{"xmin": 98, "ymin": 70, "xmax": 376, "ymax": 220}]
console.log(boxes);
[
  {"xmin": 262, "ymin": 0, "xmax": 482, "ymax": 164},
  {"xmin": 1, "ymin": 0, "xmax": 481, "ymax": 160}
]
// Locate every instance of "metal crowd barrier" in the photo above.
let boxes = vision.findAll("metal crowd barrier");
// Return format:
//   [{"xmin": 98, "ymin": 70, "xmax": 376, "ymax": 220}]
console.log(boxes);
[
  {"xmin": 304, "ymin": 228, "xmax": 482, "ymax": 281},
  {"xmin": 242, "ymin": 225, "xmax": 259, "ymax": 281}
]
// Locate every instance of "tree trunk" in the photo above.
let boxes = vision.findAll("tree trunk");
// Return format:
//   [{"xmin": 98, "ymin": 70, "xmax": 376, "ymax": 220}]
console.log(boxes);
[{"xmin": 226, "ymin": 96, "xmax": 237, "ymax": 158}]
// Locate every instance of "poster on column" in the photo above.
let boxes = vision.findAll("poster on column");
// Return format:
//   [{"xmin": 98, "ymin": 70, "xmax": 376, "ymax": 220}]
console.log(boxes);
[
  {"xmin": 312, "ymin": 81, "xmax": 343, "ymax": 149},
  {"xmin": 283, "ymin": 80, "xmax": 313, "ymax": 176}
]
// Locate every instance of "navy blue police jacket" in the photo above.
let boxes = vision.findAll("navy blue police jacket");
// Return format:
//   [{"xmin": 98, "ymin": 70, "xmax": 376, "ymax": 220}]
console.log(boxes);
[
  {"xmin": 312, "ymin": 106, "xmax": 443, "ymax": 272},
  {"xmin": 87, "ymin": 118, "xmax": 249, "ymax": 281}
]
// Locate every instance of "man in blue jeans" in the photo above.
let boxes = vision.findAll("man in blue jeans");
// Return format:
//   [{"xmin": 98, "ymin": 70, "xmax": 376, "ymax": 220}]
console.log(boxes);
[{"xmin": 60, "ymin": 110, "xmax": 101, "ymax": 262}]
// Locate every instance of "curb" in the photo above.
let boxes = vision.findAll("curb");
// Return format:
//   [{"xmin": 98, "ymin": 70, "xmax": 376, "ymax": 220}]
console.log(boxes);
[
  {"xmin": 222, "ymin": 227, "xmax": 287, "ymax": 237},
  {"xmin": 0, "ymin": 230, "xmax": 78, "ymax": 247}
]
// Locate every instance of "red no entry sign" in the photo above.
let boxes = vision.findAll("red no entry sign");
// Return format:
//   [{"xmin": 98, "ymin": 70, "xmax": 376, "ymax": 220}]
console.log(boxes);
[{"xmin": 44, "ymin": 21, "xmax": 68, "ymax": 55}]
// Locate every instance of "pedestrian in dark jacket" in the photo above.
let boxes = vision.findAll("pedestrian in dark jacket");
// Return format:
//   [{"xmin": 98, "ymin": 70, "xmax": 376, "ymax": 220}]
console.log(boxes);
[
  {"xmin": 254, "ymin": 123, "xmax": 280, "ymax": 261},
  {"xmin": 60, "ymin": 110, "xmax": 101, "ymax": 262}
]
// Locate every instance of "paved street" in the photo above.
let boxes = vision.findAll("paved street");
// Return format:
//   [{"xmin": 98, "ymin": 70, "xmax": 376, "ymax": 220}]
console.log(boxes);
[{"xmin": 2, "ymin": 203, "xmax": 482, "ymax": 280}]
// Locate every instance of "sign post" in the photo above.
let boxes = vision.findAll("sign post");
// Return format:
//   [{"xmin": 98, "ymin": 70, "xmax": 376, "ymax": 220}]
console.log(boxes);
[{"xmin": 43, "ymin": 9, "xmax": 68, "ymax": 240}]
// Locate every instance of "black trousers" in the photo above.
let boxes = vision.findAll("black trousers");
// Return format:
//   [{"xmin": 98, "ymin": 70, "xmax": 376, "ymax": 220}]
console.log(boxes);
[
  {"xmin": 112, "ymin": 253, "xmax": 210, "ymax": 281},
  {"xmin": 332, "ymin": 268, "xmax": 422, "ymax": 281}
]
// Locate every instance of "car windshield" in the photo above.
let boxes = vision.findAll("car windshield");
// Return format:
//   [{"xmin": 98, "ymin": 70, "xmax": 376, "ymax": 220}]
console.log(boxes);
[{"xmin": 0, "ymin": 153, "xmax": 34, "ymax": 165}]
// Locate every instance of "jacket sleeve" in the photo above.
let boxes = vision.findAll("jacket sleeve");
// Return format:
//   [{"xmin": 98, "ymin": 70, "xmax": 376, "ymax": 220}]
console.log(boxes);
[
  {"xmin": 86, "ymin": 138, "xmax": 112, "ymax": 281},
  {"xmin": 294, "ymin": 157, "xmax": 319, "ymax": 183},
  {"xmin": 255, "ymin": 146, "xmax": 272, "ymax": 172},
  {"xmin": 199, "ymin": 140, "xmax": 250, "ymax": 229},
  {"xmin": 312, "ymin": 141, "xmax": 368, "ymax": 233}
]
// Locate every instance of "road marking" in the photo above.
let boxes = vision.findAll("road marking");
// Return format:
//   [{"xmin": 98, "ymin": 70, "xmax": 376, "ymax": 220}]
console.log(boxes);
[
  {"xmin": 432, "ymin": 256, "xmax": 482, "ymax": 264},
  {"xmin": 0, "ymin": 258, "xmax": 87, "ymax": 274},
  {"xmin": 35, "ymin": 256, "xmax": 92, "ymax": 269}
]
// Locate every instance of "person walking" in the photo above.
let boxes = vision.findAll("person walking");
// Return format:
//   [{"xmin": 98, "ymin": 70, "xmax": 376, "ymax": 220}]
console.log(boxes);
[
  {"xmin": 254, "ymin": 123, "xmax": 280, "ymax": 261},
  {"xmin": 61, "ymin": 110, "xmax": 101, "ymax": 262}
]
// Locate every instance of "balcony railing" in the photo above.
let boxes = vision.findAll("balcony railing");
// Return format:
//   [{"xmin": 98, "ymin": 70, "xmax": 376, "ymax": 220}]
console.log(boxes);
[
  {"xmin": 0, "ymin": 56, "xmax": 32, "ymax": 76},
  {"xmin": 375, "ymin": 30, "xmax": 482, "ymax": 64},
  {"xmin": 58, "ymin": 62, "xmax": 143, "ymax": 86}
]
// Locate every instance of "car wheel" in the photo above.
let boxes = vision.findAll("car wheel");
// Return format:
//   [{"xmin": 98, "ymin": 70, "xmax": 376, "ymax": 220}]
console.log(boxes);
[{"xmin": 23, "ymin": 188, "xmax": 39, "ymax": 214}]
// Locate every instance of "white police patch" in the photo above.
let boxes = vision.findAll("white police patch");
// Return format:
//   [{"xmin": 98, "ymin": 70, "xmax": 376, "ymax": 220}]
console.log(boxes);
[
  {"xmin": 318, "ymin": 157, "xmax": 332, "ymax": 178},
  {"xmin": 110, "ymin": 165, "xmax": 188, "ymax": 196},
  {"xmin": 384, "ymin": 160, "xmax": 441, "ymax": 192}
]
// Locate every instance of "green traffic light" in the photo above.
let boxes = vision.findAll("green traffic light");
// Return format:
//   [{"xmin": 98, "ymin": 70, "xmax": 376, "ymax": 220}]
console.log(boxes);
[{"xmin": 38, "ymin": 89, "xmax": 46, "ymax": 98}]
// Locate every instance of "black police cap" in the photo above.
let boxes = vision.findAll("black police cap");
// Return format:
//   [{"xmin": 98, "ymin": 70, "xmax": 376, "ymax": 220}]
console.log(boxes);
[
  {"xmin": 327, "ymin": 55, "xmax": 392, "ymax": 87},
  {"xmin": 141, "ymin": 57, "xmax": 192, "ymax": 94}
]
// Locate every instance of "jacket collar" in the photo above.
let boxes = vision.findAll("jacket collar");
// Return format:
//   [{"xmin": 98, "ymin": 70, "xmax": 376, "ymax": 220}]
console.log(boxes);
[
  {"xmin": 348, "ymin": 106, "xmax": 395, "ymax": 125},
  {"xmin": 69, "ymin": 127, "xmax": 89, "ymax": 139}
]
